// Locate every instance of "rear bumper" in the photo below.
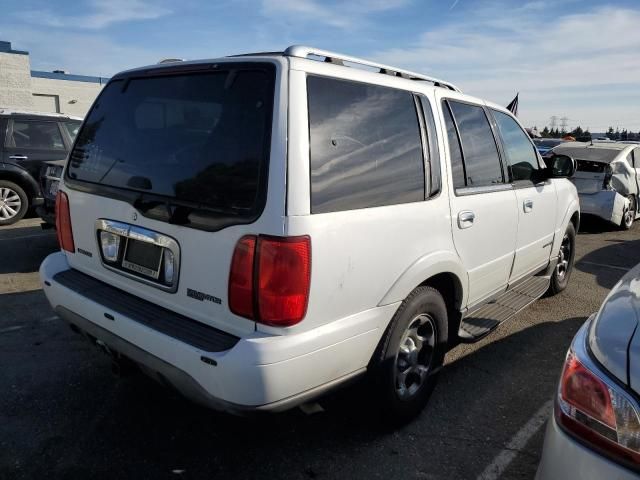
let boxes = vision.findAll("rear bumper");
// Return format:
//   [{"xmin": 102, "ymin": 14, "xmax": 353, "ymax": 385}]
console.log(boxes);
[
  {"xmin": 536, "ymin": 415, "xmax": 638, "ymax": 480},
  {"xmin": 40, "ymin": 252, "xmax": 390, "ymax": 412},
  {"xmin": 578, "ymin": 191, "xmax": 627, "ymax": 225}
]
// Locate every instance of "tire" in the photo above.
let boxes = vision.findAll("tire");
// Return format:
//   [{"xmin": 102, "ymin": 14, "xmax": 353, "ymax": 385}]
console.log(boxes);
[
  {"xmin": 0, "ymin": 180, "xmax": 28, "ymax": 226},
  {"xmin": 368, "ymin": 286, "xmax": 448, "ymax": 426},
  {"xmin": 547, "ymin": 222, "xmax": 576, "ymax": 296},
  {"xmin": 620, "ymin": 195, "xmax": 636, "ymax": 230}
]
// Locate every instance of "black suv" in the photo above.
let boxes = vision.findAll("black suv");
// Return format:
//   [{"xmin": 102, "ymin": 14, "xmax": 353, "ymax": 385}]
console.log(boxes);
[{"xmin": 0, "ymin": 110, "xmax": 82, "ymax": 225}]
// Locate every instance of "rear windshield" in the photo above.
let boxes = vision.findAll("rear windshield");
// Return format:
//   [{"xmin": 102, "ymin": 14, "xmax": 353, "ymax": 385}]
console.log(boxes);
[
  {"xmin": 576, "ymin": 160, "xmax": 607, "ymax": 173},
  {"xmin": 67, "ymin": 64, "xmax": 275, "ymax": 215}
]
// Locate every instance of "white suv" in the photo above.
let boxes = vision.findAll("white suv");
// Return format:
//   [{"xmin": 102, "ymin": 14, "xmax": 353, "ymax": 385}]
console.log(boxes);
[{"xmin": 40, "ymin": 46, "xmax": 580, "ymax": 422}]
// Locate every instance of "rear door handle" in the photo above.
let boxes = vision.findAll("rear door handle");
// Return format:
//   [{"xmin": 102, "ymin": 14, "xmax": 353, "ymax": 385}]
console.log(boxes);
[
  {"xmin": 9, "ymin": 155, "xmax": 28, "ymax": 160},
  {"xmin": 458, "ymin": 210, "xmax": 475, "ymax": 229},
  {"xmin": 523, "ymin": 199, "xmax": 534, "ymax": 213}
]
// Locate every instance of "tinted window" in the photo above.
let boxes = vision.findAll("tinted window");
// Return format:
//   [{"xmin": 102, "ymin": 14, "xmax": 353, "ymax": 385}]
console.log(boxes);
[
  {"xmin": 420, "ymin": 97, "xmax": 441, "ymax": 196},
  {"xmin": 67, "ymin": 66, "xmax": 274, "ymax": 215},
  {"xmin": 448, "ymin": 101, "xmax": 503, "ymax": 187},
  {"xmin": 442, "ymin": 102, "xmax": 465, "ymax": 189},
  {"xmin": 11, "ymin": 121, "xmax": 64, "ymax": 150},
  {"xmin": 492, "ymin": 110, "xmax": 540, "ymax": 182},
  {"xmin": 64, "ymin": 121, "xmax": 82, "ymax": 141},
  {"xmin": 308, "ymin": 76, "xmax": 424, "ymax": 213}
]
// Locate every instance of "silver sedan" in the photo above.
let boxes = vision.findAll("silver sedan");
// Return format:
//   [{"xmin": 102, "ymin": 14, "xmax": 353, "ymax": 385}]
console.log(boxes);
[{"xmin": 536, "ymin": 263, "xmax": 640, "ymax": 478}]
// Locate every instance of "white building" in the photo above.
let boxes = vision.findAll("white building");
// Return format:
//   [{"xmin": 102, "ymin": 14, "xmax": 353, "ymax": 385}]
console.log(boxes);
[{"xmin": 0, "ymin": 40, "xmax": 108, "ymax": 118}]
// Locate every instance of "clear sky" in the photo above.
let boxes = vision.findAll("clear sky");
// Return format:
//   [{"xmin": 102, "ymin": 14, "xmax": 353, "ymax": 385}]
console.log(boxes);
[{"xmin": 2, "ymin": 0, "xmax": 639, "ymax": 132}]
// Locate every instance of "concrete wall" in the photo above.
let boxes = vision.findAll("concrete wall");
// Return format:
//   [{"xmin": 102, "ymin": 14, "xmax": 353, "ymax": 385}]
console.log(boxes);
[
  {"xmin": 0, "ymin": 51, "xmax": 34, "ymax": 110},
  {"xmin": 31, "ymin": 77, "xmax": 104, "ymax": 117},
  {"xmin": 0, "ymin": 40, "xmax": 107, "ymax": 118}
]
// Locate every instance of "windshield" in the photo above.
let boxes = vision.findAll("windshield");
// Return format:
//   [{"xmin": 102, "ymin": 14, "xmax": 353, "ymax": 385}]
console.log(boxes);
[{"xmin": 67, "ymin": 64, "xmax": 275, "ymax": 215}]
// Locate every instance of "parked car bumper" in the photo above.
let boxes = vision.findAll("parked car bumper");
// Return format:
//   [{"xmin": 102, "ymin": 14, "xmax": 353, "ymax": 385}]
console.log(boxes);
[
  {"xmin": 536, "ymin": 413, "xmax": 638, "ymax": 480},
  {"xmin": 35, "ymin": 200, "xmax": 56, "ymax": 226},
  {"xmin": 578, "ymin": 191, "xmax": 628, "ymax": 225},
  {"xmin": 40, "ymin": 251, "xmax": 390, "ymax": 412}
]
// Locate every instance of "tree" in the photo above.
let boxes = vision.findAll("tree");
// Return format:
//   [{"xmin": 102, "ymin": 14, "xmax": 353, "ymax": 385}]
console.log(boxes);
[
  {"xmin": 606, "ymin": 127, "xmax": 615, "ymax": 140},
  {"xmin": 571, "ymin": 126, "xmax": 584, "ymax": 137},
  {"xmin": 541, "ymin": 126, "xmax": 550, "ymax": 137}
]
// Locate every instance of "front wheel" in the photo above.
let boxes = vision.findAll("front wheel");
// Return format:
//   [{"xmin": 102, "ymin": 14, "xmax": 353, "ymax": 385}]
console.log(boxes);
[
  {"xmin": 547, "ymin": 223, "xmax": 576, "ymax": 296},
  {"xmin": 369, "ymin": 286, "xmax": 448, "ymax": 426}
]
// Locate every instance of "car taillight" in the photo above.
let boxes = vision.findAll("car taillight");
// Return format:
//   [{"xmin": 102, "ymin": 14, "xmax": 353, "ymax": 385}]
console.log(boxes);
[
  {"xmin": 55, "ymin": 191, "xmax": 75, "ymax": 253},
  {"xmin": 229, "ymin": 236, "xmax": 256, "ymax": 319},
  {"xmin": 228, "ymin": 235, "xmax": 311, "ymax": 327},
  {"xmin": 556, "ymin": 349, "xmax": 640, "ymax": 468}
]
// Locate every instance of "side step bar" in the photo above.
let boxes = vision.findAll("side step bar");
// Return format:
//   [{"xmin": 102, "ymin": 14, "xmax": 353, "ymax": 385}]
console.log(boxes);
[{"xmin": 458, "ymin": 275, "xmax": 550, "ymax": 342}]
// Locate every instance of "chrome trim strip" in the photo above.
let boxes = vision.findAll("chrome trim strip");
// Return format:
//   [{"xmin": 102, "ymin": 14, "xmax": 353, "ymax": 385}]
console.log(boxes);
[{"xmin": 94, "ymin": 219, "xmax": 180, "ymax": 293}]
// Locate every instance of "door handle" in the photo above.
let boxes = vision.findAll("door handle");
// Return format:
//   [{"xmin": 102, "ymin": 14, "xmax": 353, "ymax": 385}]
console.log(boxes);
[
  {"xmin": 9, "ymin": 155, "xmax": 28, "ymax": 160},
  {"xmin": 523, "ymin": 199, "xmax": 534, "ymax": 213},
  {"xmin": 458, "ymin": 210, "xmax": 475, "ymax": 229}
]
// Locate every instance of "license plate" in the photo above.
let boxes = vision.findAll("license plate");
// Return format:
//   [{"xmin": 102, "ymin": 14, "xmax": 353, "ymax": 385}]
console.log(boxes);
[
  {"xmin": 48, "ymin": 180, "xmax": 59, "ymax": 197},
  {"xmin": 121, "ymin": 238, "xmax": 163, "ymax": 279}
]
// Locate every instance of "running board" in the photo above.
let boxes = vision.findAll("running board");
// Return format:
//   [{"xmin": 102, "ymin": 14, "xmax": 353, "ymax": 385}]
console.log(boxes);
[{"xmin": 458, "ymin": 275, "xmax": 550, "ymax": 342}]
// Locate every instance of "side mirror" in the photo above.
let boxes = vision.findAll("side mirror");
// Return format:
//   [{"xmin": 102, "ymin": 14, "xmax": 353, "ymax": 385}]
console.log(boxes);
[{"xmin": 547, "ymin": 154, "xmax": 575, "ymax": 178}]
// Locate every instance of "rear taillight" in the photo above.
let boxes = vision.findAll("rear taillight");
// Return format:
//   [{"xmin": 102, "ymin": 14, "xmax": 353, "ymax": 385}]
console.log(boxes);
[
  {"xmin": 55, "ymin": 191, "xmax": 75, "ymax": 253},
  {"xmin": 229, "ymin": 236, "xmax": 256, "ymax": 319},
  {"xmin": 556, "ymin": 349, "xmax": 640, "ymax": 468},
  {"xmin": 229, "ymin": 235, "xmax": 311, "ymax": 327}
]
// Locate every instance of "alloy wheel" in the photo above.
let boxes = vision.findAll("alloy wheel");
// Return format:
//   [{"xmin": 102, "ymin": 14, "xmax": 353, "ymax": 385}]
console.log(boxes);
[
  {"xmin": 556, "ymin": 233, "xmax": 572, "ymax": 280},
  {"xmin": 624, "ymin": 203, "xmax": 635, "ymax": 228},
  {"xmin": 0, "ymin": 187, "xmax": 22, "ymax": 221},
  {"xmin": 395, "ymin": 314, "xmax": 437, "ymax": 400}
]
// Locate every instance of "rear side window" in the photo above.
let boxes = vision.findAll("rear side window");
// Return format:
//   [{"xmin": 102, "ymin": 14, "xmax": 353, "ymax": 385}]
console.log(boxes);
[
  {"xmin": 446, "ymin": 100, "xmax": 503, "ymax": 188},
  {"xmin": 442, "ymin": 103, "xmax": 465, "ymax": 189},
  {"xmin": 492, "ymin": 109, "xmax": 540, "ymax": 182},
  {"xmin": 307, "ymin": 76, "xmax": 424, "ymax": 214},
  {"xmin": 420, "ymin": 97, "xmax": 442, "ymax": 196},
  {"xmin": 11, "ymin": 120, "xmax": 64, "ymax": 150}
]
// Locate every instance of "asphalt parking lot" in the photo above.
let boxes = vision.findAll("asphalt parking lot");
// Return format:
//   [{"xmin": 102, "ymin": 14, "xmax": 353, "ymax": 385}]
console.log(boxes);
[{"xmin": 2, "ymin": 216, "xmax": 640, "ymax": 480}]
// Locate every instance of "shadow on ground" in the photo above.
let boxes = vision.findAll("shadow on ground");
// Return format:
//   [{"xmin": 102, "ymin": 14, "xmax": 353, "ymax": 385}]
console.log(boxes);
[
  {"xmin": 0, "ymin": 225, "xmax": 57, "ymax": 274},
  {"xmin": 1, "ymin": 308, "xmax": 585, "ymax": 480}
]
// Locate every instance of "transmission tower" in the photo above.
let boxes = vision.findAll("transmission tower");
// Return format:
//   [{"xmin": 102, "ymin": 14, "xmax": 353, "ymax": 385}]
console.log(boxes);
[
  {"xmin": 560, "ymin": 117, "xmax": 569, "ymax": 132},
  {"xmin": 550, "ymin": 116, "xmax": 557, "ymax": 130}
]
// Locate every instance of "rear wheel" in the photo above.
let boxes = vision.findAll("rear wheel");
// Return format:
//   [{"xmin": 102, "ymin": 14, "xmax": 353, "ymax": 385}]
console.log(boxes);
[
  {"xmin": 621, "ymin": 195, "xmax": 636, "ymax": 230},
  {"xmin": 369, "ymin": 286, "xmax": 448, "ymax": 426},
  {"xmin": 547, "ymin": 222, "xmax": 576, "ymax": 296},
  {"xmin": 0, "ymin": 180, "xmax": 28, "ymax": 226}
]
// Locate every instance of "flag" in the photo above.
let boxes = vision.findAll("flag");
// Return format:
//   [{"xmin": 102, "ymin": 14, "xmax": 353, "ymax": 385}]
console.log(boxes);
[{"xmin": 506, "ymin": 93, "xmax": 519, "ymax": 116}]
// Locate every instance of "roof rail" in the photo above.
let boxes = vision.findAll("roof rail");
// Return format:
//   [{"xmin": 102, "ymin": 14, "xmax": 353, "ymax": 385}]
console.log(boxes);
[{"xmin": 284, "ymin": 45, "xmax": 461, "ymax": 93}]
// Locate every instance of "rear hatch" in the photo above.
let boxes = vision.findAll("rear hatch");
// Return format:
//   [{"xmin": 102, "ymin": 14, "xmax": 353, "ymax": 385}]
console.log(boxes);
[{"xmin": 61, "ymin": 60, "xmax": 283, "ymax": 336}]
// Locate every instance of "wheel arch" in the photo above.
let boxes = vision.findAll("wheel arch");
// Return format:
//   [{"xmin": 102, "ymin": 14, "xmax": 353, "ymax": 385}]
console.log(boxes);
[
  {"xmin": 0, "ymin": 163, "xmax": 39, "ymax": 201},
  {"xmin": 378, "ymin": 251, "xmax": 467, "ymax": 339}
]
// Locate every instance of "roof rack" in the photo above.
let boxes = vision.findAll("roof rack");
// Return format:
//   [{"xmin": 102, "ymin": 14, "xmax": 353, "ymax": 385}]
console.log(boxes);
[{"xmin": 284, "ymin": 45, "xmax": 461, "ymax": 93}]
